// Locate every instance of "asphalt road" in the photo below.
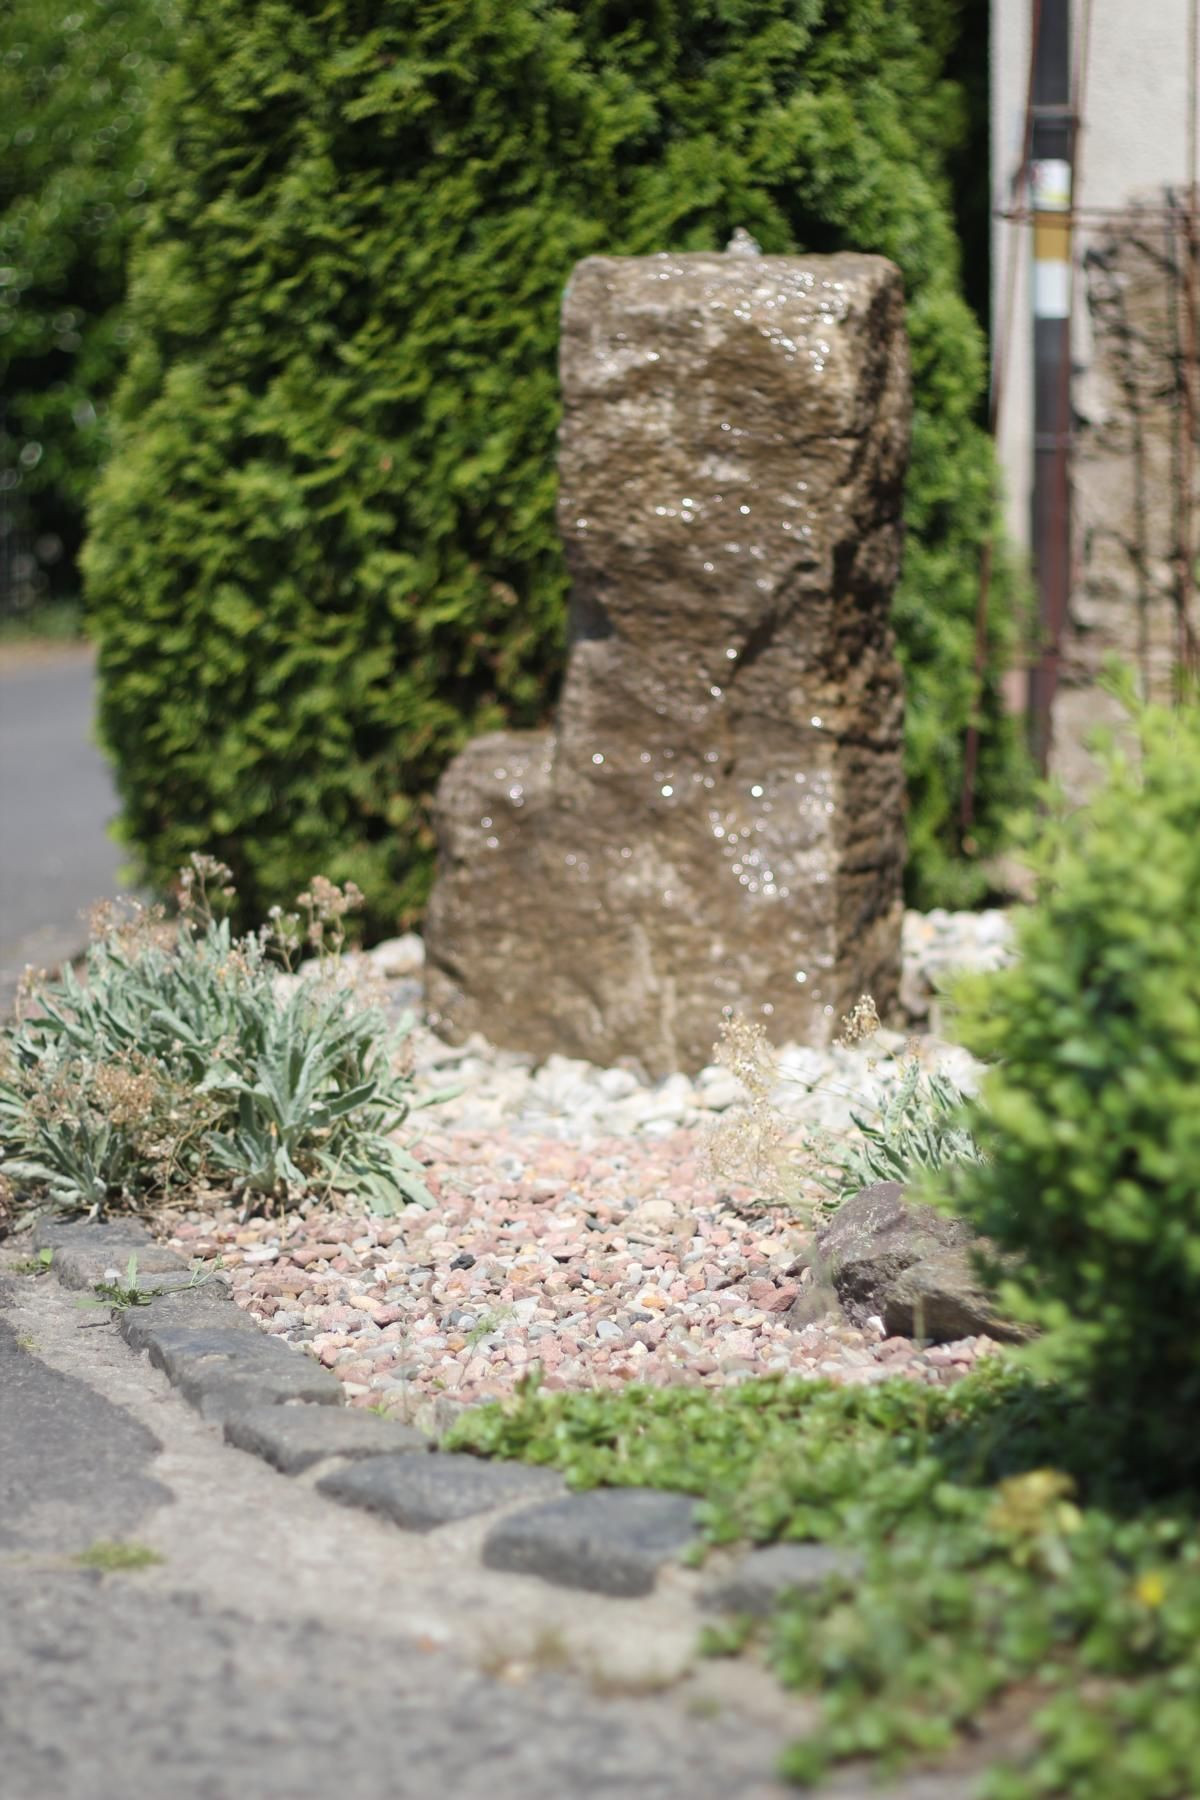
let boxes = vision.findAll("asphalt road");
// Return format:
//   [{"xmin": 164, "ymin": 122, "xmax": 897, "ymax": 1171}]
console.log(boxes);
[
  {"xmin": 0, "ymin": 1264, "xmax": 800, "ymax": 1800},
  {"xmin": 0, "ymin": 645, "xmax": 127, "ymax": 1005}
]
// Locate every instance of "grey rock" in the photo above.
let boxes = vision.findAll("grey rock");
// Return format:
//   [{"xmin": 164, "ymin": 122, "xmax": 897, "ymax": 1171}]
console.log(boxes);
[
  {"xmin": 0, "ymin": 1315, "xmax": 169, "ymax": 1555},
  {"xmin": 120, "ymin": 1281, "xmax": 262, "ymax": 1351},
  {"xmin": 32, "ymin": 1215, "xmax": 153, "ymax": 1254},
  {"xmin": 141, "ymin": 1324, "xmax": 342, "ymax": 1420},
  {"xmin": 700, "ymin": 1542, "xmax": 863, "ymax": 1616},
  {"xmin": 813, "ymin": 1181, "xmax": 1028, "ymax": 1345},
  {"xmin": 317, "ymin": 1453, "xmax": 562, "ymax": 1531},
  {"xmin": 785, "ymin": 1280, "xmax": 844, "ymax": 1328},
  {"xmin": 224, "ymin": 1403, "xmax": 430, "ymax": 1475},
  {"xmin": 482, "ymin": 1487, "xmax": 699, "ymax": 1597},
  {"xmin": 126, "ymin": 1268, "xmax": 231, "ymax": 1296},
  {"xmin": 424, "ymin": 250, "xmax": 910, "ymax": 1077},
  {"xmin": 53, "ymin": 1242, "xmax": 188, "ymax": 1292},
  {"xmin": 883, "ymin": 1247, "xmax": 1032, "ymax": 1345}
]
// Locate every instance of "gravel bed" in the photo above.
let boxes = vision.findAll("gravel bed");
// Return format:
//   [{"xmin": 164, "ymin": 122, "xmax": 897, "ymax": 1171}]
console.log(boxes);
[{"xmin": 166, "ymin": 909, "xmax": 1017, "ymax": 1422}]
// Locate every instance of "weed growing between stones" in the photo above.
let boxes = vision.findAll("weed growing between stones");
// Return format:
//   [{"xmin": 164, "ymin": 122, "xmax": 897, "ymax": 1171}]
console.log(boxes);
[
  {"xmin": 0, "ymin": 857, "xmax": 436, "ymax": 1220},
  {"xmin": 707, "ymin": 1005, "xmax": 984, "ymax": 1217},
  {"xmin": 448, "ymin": 1363, "xmax": 1200, "ymax": 1797},
  {"xmin": 73, "ymin": 1541, "xmax": 164, "ymax": 1574},
  {"xmin": 10, "ymin": 1247, "xmax": 53, "ymax": 1277}
]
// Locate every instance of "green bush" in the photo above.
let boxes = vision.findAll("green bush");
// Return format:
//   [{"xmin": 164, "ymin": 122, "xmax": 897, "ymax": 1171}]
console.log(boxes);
[
  {"xmin": 0, "ymin": 858, "xmax": 434, "ymax": 1216},
  {"xmin": 0, "ymin": 0, "xmax": 174, "ymax": 613},
  {"xmin": 949, "ymin": 703, "xmax": 1200, "ymax": 1476},
  {"xmin": 84, "ymin": 0, "xmax": 1025, "ymax": 932}
]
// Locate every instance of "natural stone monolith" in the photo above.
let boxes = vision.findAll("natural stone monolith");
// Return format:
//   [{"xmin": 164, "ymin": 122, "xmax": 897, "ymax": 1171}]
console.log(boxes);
[{"xmin": 424, "ymin": 249, "xmax": 910, "ymax": 1075}]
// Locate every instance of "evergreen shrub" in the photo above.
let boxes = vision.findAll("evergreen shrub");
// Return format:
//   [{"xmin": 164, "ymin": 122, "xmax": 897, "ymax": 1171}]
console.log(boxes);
[
  {"xmin": 950, "ymin": 703, "xmax": 1200, "ymax": 1478},
  {"xmin": 0, "ymin": 0, "xmax": 173, "ymax": 612},
  {"xmin": 85, "ymin": 0, "xmax": 1025, "ymax": 931}
]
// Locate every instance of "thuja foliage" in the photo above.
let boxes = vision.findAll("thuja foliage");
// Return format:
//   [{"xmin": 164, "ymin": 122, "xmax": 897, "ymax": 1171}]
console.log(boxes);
[
  {"xmin": 0, "ymin": 857, "xmax": 435, "ymax": 1216},
  {"xmin": 947, "ymin": 702, "xmax": 1200, "ymax": 1479},
  {"xmin": 449, "ymin": 1365, "xmax": 1200, "ymax": 1796},
  {"xmin": 84, "ymin": 0, "xmax": 1024, "ymax": 931},
  {"xmin": 0, "ymin": 0, "xmax": 174, "ymax": 612}
]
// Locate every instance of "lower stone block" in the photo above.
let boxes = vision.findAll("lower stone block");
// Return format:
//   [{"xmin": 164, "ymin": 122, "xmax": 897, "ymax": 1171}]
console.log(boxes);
[
  {"xmin": 700, "ymin": 1542, "xmax": 863, "ymax": 1615},
  {"xmin": 317, "ymin": 1453, "xmax": 562, "ymax": 1531},
  {"xmin": 143, "ymin": 1324, "xmax": 342, "ymax": 1419},
  {"xmin": 482, "ymin": 1487, "xmax": 700, "ymax": 1597},
  {"xmin": 53, "ymin": 1243, "xmax": 188, "ymax": 1292},
  {"xmin": 224, "ymin": 1403, "xmax": 430, "ymax": 1475},
  {"xmin": 120, "ymin": 1283, "xmax": 261, "ymax": 1351}
]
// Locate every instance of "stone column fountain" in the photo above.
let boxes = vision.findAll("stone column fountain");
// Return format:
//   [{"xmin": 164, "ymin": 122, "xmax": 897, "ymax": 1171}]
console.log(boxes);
[{"xmin": 424, "ymin": 247, "xmax": 911, "ymax": 1077}]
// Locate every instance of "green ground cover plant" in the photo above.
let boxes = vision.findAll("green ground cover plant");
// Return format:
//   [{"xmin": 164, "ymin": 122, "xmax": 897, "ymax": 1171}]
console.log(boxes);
[
  {"xmin": 85, "ymin": 0, "xmax": 1026, "ymax": 934},
  {"xmin": 0, "ymin": 855, "xmax": 436, "ymax": 1218},
  {"xmin": 448, "ymin": 1365, "xmax": 1200, "ymax": 1797}
]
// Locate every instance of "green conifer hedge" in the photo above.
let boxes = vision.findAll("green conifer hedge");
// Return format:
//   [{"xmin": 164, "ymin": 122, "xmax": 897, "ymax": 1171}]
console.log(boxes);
[
  {"xmin": 84, "ymin": 0, "xmax": 1024, "ymax": 933},
  {"xmin": 1, "ymin": 0, "xmax": 173, "ymax": 612}
]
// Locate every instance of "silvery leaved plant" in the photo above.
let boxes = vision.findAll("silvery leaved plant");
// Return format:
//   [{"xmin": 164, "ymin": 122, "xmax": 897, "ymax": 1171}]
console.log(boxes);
[{"xmin": 0, "ymin": 857, "xmax": 437, "ymax": 1220}]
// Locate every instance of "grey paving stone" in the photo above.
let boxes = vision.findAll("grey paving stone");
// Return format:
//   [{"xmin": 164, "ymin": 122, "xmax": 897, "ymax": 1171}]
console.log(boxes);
[
  {"xmin": 185, "ymin": 1373, "xmax": 342, "ymax": 1426},
  {"xmin": 317, "ymin": 1453, "xmax": 562, "ymax": 1531},
  {"xmin": 142, "ymin": 1324, "xmax": 342, "ymax": 1420},
  {"xmin": 224, "ymin": 1403, "xmax": 431, "ymax": 1475},
  {"xmin": 700, "ymin": 1543, "xmax": 864, "ymax": 1616},
  {"xmin": 0, "ymin": 1309, "xmax": 169, "ymax": 1555},
  {"xmin": 482, "ymin": 1487, "xmax": 700, "ymax": 1597},
  {"xmin": 120, "ymin": 1283, "xmax": 261, "ymax": 1351},
  {"xmin": 126, "ymin": 1268, "xmax": 231, "ymax": 1296},
  {"xmin": 32, "ymin": 1216, "xmax": 153, "ymax": 1254},
  {"xmin": 53, "ymin": 1242, "xmax": 188, "ymax": 1291}
]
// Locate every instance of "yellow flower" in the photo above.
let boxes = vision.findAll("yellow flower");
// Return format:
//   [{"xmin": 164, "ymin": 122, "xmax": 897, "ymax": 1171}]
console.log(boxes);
[{"xmin": 1133, "ymin": 1571, "xmax": 1167, "ymax": 1609}]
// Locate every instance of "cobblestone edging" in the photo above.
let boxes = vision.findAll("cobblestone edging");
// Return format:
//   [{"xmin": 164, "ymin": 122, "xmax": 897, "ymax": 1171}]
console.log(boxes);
[{"xmin": 36, "ymin": 1214, "xmax": 850, "ymax": 1614}]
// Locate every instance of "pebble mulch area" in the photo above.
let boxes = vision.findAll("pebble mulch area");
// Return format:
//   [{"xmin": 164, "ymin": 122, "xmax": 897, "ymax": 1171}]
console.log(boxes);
[{"xmin": 166, "ymin": 910, "xmax": 1017, "ymax": 1420}]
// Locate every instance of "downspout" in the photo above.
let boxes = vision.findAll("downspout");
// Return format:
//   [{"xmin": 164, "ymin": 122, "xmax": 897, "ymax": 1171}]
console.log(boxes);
[{"xmin": 1027, "ymin": 0, "xmax": 1075, "ymax": 772}]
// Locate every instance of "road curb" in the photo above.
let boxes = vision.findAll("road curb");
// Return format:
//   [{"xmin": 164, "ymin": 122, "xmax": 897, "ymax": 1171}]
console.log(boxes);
[{"xmin": 30, "ymin": 1214, "xmax": 834, "ymax": 1614}]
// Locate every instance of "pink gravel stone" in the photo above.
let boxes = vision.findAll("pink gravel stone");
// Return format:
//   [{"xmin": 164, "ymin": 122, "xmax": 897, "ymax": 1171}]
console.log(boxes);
[{"xmin": 178, "ymin": 1119, "xmax": 970, "ymax": 1415}]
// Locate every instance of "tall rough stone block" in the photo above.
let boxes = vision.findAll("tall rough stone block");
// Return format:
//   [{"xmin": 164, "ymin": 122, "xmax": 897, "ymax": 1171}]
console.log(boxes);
[{"xmin": 424, "ymin": 250, "xmax": 910, "ymax": 1076}]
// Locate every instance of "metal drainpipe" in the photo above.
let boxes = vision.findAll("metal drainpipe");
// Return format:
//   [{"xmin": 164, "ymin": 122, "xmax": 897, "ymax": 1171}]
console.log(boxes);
[{"xmin": 1027, "ymin": 0, "xmax": 1074, "ymax": 773}]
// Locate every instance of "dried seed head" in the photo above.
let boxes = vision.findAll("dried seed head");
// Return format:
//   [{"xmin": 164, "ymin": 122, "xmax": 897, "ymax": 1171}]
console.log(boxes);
[{"xmin": 835, "ymin": 993, "xmax": 880, "ymax": 1048}]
